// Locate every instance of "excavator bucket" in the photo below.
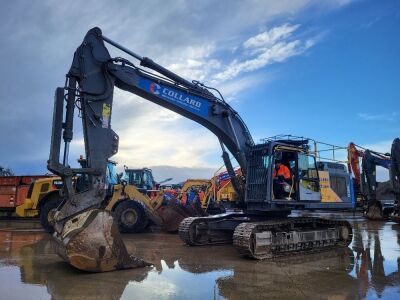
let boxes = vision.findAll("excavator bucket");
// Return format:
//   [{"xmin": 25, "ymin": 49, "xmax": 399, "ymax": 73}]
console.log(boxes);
[{"xmin": 53, "ymin": 209, "xmax": 150, "ymax": 272}]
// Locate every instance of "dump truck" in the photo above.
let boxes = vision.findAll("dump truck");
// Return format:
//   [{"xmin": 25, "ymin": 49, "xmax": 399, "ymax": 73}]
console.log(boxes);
[{"xmin": 0, "ymin": 175, "xmax": 53, "ymax": 217}]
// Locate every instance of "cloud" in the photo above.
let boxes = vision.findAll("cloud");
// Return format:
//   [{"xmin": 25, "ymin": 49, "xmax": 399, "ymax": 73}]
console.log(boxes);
[
  {"xmin": 213, "ymin": 38, "xmax": 315, "ymax": 82},
  {"xmin": 0, "ymin": 0, "xmax": 352, "ymax": 174},
  {"xmin": 68, "ymin": 92, "xmax": 221, "ymax": 169},
  {"xmin": 217, "ymin": 74, "xmax": 268, "ymax": 102},
  {"xmin": 357, "ymin": 112, "xmax": 398, "ymax": 122},
  {"xmin": 243, "ymin": 24, "xmax": 301, "ymax": 50},
  {"xmin": 167, "ymin": 44, "xmax": 220, "ymax": 82},
  {"xmin": 361, "ymin": 140, "xmax": 393, "ymax": 155},
  {"xmin": 163, "ymin": 22, "xmax": 317, "ymax": 91}
]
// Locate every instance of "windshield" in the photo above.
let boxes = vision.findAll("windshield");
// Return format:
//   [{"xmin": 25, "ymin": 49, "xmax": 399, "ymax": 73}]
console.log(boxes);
[
  {"xmin": 106, "ymin": 162, "xmax": 118, "ymax": 185},
  {"xmin": 125, "ymin": 170, "xmax": 143, "ymax": 186},
  {"xmin": 143, "ymin": 171, "xmax": 155, "ymax": 189}
]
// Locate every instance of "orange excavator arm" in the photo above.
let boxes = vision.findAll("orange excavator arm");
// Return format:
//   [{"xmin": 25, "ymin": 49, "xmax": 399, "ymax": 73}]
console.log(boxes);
[{"xmin": 347, "ymin": 142, "xmax": 364, "ymax": 186}]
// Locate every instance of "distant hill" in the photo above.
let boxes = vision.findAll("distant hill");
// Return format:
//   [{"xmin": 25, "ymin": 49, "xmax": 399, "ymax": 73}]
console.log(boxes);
[{"xmin": 149, "ymin": 165, "xmax": 217, "ymax": 183}]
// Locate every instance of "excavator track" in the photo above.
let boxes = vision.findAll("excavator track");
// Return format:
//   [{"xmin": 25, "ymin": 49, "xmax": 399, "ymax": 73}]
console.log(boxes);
[
  {"xmin": 179, "ymin": 214, "xmax": 248, "ymax": 246},
  {"xmin": 179, "ymin": 217, "xmax": 198, "ymax": 245},
  {"xmin": 233, "ymin": 217, "xmax": 352, "ymax": 260}
]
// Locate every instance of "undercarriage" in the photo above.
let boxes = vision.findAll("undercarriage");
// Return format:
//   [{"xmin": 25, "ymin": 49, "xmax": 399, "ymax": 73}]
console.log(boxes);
[{"xmin": 179, "ymin": 213, "xmax": 353, "ymax": 260}]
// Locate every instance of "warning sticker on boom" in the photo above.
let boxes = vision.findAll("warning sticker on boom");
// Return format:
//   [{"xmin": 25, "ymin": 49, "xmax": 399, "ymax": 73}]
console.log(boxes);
[{"xmin": 102, "ymin": 103, "xmax": 111, "ymax": 128}]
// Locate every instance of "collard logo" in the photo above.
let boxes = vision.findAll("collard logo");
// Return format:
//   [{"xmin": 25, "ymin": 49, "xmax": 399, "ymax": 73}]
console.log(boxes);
[
  {"xmin": 148, "ymin": 82, "xmax": 202, "ymax": 109},
  {"xmin": 149, "ymin": 82, "xmax": 161, "ymax": 95},
  {"xmin": 141, "ymin": 78, "xmax": 208, "ymax": 117}
]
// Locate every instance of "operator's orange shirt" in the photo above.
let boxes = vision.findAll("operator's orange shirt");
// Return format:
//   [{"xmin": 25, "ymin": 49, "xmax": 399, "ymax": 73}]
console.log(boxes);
[{"xmin": 273, "ymin": 164, "xmax": 291, "ymax": 180}]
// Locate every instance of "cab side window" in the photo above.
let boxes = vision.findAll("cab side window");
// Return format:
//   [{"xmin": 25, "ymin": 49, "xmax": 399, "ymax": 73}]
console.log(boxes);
[{"xmin": 298, "ymin": 154, "xmax": 319, "ymax": 192}]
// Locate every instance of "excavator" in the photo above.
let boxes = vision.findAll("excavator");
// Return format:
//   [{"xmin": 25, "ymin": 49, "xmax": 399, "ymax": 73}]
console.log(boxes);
[
  {"xmin": 348, "ymin": 139, "xmax": 400, "ymax": 220},
  {"xmin": 48, "ymin": 27, "xmax": 353, "ymax": 272}
]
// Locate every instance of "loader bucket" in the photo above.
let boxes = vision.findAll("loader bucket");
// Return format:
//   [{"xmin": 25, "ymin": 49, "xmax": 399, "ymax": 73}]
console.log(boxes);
[
  {"xmin": 53, "ymin": 209, "xmax": 150, "ymax": 272},
  {"xmin": 159, "ymin": 204, "xmax": 191, "ymax": 232},
  {"xmin": 158, "ymin": 198, "xmax": 207, "ymax": 232}
]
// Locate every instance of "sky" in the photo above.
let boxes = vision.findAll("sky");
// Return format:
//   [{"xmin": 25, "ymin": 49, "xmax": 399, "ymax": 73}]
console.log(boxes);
[{"xmin": 0, "ymin": 0, "xmax": 398, "ymax": 182}]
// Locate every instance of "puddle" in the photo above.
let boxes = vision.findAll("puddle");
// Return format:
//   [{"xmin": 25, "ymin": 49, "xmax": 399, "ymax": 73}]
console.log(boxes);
[
  {"xmin": 121, "ymin": 260, "xmax": 232, "ymax": 299},
  {"xmin": 0, "ymin": 216, "xmax": 399, "ymax": 299}
]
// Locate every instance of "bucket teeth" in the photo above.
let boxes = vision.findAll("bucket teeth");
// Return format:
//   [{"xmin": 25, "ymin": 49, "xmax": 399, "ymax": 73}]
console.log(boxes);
[{"xmin": 53, "ymin": 209, "xmax": 150, "ymax": 272}]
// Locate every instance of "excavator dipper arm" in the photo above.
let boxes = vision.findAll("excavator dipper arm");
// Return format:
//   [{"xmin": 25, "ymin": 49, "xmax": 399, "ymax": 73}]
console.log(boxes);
[
  {"xmin": 47, "ymin": 27, "xmax": 253, "ymax": 272},
  {"xmin": 348, "ymin": 141, "xmax": 400, "ymax": 220}
]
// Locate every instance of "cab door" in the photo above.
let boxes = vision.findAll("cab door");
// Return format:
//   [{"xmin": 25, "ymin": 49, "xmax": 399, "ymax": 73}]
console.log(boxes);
[{"xmin": 297, "ymin": 153, "xmax": 321, "ymax": 201}]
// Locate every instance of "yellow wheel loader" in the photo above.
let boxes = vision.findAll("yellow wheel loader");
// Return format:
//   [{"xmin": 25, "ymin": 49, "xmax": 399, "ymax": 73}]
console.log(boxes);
[
  {"xmin": 16, "ymin": 162, "xmax": 194, "ymax": 234},
  {"xmin": 16, "ymin": 177, "xmax": 63, "ymax": 232}
]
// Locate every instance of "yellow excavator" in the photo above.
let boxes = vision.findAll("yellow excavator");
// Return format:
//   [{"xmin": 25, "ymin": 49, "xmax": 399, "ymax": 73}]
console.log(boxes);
[
  {"xmin": 47, "ymin": 28, "xmax": 353, "ymax": 272},
  {"xmin": 179, "ymin": 179, "xmax": 211, "ymax": 206},
  {"xmin": 177, "ymin": 177, "xmax": 239, "ymax": 214}
]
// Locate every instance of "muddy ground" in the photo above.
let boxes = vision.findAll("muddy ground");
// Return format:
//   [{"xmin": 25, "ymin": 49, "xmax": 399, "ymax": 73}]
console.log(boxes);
[{"xmin": 0, "ymin": 212, "xmax": 399, "ymax": 299}]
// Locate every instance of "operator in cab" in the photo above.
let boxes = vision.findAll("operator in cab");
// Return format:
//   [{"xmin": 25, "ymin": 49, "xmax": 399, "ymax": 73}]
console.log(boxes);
[{"xmin": 273, "ymin": 159, "xmax": 292, "ymax": 199}]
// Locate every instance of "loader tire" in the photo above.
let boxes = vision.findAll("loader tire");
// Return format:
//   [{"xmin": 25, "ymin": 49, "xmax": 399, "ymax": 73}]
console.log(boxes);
[
  {"xmin": 114, "ymin": 200, "xmax": 149, "ymax": 233},
  {"xmin": 40, "ymin": 194, "xmax": 61, "ymax": 234}
]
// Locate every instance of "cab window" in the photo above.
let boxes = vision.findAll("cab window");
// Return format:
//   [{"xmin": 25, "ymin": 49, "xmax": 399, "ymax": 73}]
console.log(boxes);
[
  {"xmin": 143, "ymin": 172, "xmax": 154, "ymax": 189},
  {"xmin": 263, "ymin": 155, "xmax": 272, "ymax": 168},
  {"xmin": 298, "ymin": 154, "xmax": 319, "ymax": 192},
  {"xmin": 106, "ymin": 163, "xmax": 118, "ymax": 185}
]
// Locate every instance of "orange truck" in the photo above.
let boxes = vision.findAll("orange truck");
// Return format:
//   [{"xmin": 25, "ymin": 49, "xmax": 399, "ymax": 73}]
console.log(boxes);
[{"xmin": 0, "ymin": 175, "xmax": 52, "ymax": 216}]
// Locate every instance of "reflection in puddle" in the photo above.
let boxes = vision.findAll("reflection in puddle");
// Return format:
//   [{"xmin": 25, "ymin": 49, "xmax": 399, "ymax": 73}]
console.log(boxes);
[
  {"xmin": 122, "ymin": 260, "xmax": 232, "ymax": 299},
  {"xmin": 350, "ymin": 222, "xmax": 400, "ymax": 298},
  {"xmin": 0, "ymin": 266, "xmax": 48, "ymax": 300},
  {"xmin": 0, "ymin": 217, "xmax": 399, "ymax": 299}
]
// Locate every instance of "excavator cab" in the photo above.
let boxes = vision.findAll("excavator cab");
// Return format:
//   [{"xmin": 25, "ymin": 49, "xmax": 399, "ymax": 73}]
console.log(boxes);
[
  {"xmin": 247, "ymin": 138, "xmax": 352, "ymax": 211},
  {"xmin": 272, "ymin": 149, "xmax": 321, "ymax": 201}
]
